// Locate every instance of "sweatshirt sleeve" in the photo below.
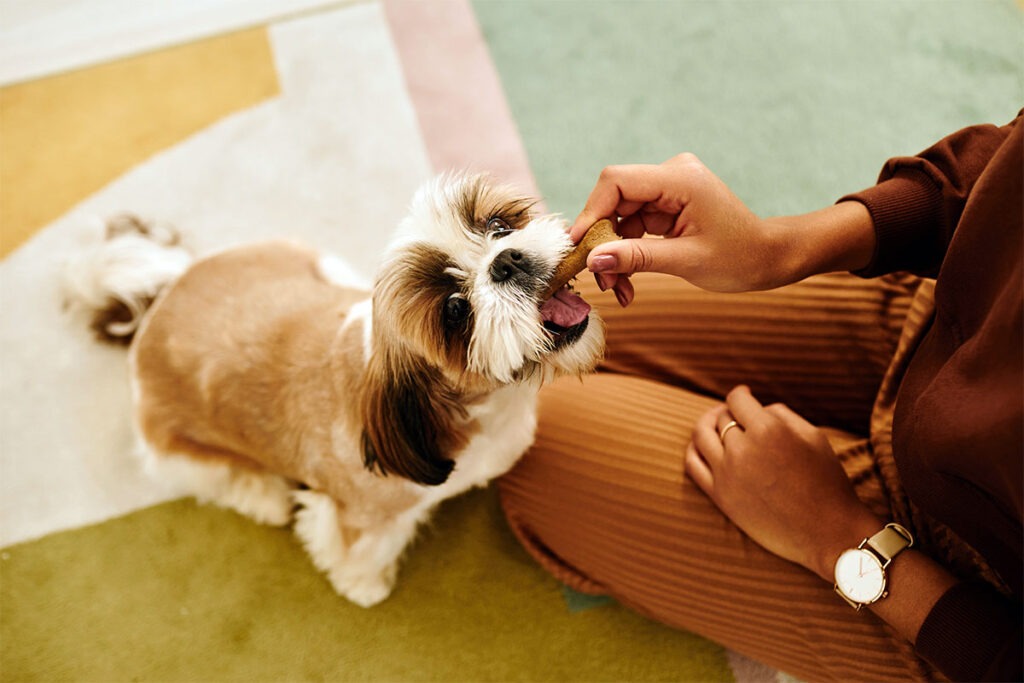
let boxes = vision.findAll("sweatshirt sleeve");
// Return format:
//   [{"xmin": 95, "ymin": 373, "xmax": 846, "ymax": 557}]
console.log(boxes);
[
  {"xmin": 915, "ymin": 581, "xmax": 1023, "ymax": 682},
  {"xmin": 839, "ymin": 113, "xmax": 1020, "ymax": 278}
]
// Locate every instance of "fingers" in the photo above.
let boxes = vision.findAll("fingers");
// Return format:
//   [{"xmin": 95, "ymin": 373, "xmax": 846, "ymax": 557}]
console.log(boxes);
[
  {"xmin": 691, "ymin": 403, "xmax": 727, "ymax": 465},
  {"xmin": 684, "ymin": 442, "xmax": 714, "ymax": 496},
  {"xmin": 716, "ymin": 411, "xmax": 744, "ymax": 444},
  {"xmin": 764, "ymin": 401, "xmax": 805, "ymax": 425},
  {"xmin": 764, "ymin": 401, "xmax": 822, "ymax": 441},
  {"xmin": 612, "ymin": 274, "xmax": 634, "ymax": 307},
  {"xmin": 685, "ymin": 391, "xmax": 770, "ymax": 495},
  {"xmin": 570, "ymin": 164, "xmax": 669, "ymax": 241},
  {"xmin": 570, "ymin": 161, "xmax": 697, "ymax": 242},
  {"xmin": 724, "ymin": 385, "xmax": 765, "ymax": 429},
  {"xmin": 586, "ymin": 235, "xmax": 699, "ymax": 280},
  {"xmin": 592, "ymin": 272, "xmax": 635, "ymax": 308},
  {"xmin": 691, "ymin": 388, "xmax": 763, "ymax": 470},
  {"xmin": 725, "ymin": 384, "xmax": 817, "ymax": 430},
  {"xmin": 686, "ymin": 402, "xmax": 732, "ymax": 495},
  {"xmin": 619, "ymin": 210, "xmax": 678, "ymax": 238},
  {"xmin": 572, "ymin": 153, "xmax": 712, "ymax": 250}
]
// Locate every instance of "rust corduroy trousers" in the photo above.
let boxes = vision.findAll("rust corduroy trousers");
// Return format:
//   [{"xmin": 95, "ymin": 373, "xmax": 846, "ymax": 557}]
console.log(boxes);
[{"xmin": 498, "ymin": 271, "xmax": 945, "ymax": 682}]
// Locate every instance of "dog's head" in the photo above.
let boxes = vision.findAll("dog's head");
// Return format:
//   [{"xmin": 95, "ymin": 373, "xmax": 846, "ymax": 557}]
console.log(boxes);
[{"xmin": 361, "ymin": 173, "xmax": 605, "ymax": 485}]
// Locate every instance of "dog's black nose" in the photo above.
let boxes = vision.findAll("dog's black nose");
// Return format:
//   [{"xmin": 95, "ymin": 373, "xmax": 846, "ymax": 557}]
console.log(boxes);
[{"xmin": 490, "ymin": 248, "xmax": 528, "ymax": 283}]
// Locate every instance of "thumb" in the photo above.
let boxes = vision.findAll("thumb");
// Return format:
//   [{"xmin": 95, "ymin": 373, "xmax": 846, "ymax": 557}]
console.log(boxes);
[{"xmin": 587, "ymin": 237, "xmax": 694, "ymax": 277}]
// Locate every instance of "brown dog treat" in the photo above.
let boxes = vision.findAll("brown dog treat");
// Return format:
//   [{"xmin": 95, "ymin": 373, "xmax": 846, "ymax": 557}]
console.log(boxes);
[{"xmin": 541, "ymin": 219, "xmax": 618, "ymax": 299}]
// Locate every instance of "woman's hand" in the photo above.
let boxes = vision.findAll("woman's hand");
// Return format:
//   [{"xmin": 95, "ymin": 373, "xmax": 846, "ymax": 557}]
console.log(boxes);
[
  {"xmin": 571, "ymin": 154, "xmax": 876, "ymax": 306},
  {"xmin": 685, "ymin": 385, "xmax": 882, "ymax": 580}
]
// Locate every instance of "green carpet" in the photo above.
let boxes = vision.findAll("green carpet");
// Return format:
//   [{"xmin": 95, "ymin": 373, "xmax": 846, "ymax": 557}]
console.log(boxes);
[{"xmin": 0, "ymin": 488, "xmax": 729, "ymax": 682}]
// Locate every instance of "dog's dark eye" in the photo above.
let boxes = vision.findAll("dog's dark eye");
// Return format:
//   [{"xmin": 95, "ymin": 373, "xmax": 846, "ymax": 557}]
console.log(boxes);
[
  {"xmin": 486, "ymin": 217, "xmax": 514, "ymax": 238},
  {"xmin": 443, "ymin": 295, "xmax": 470, "ymax": 327}
]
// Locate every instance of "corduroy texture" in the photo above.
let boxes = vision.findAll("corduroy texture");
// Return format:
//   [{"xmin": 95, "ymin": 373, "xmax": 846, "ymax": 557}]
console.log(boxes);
[{"xmin": 499, "ymin": 271, "xmax": 947, "ymax": 682}]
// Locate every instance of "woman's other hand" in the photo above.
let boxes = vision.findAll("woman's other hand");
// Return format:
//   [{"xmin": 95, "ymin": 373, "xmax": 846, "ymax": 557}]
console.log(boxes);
[{"xmin": 685, "ymin": 385, "xmax": 882, "ymax": 580}]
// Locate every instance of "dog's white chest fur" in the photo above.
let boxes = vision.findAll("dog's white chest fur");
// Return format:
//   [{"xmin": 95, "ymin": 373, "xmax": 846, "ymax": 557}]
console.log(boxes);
[{"xmin": 423, "ymin": 383, "xmax": 539, "ymax": 503}]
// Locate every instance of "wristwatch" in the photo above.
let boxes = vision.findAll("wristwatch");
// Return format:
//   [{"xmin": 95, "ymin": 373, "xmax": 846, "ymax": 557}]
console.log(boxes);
[{"xmin": 833, "ymin": 523, "xmax": 914, "ymax": 610}]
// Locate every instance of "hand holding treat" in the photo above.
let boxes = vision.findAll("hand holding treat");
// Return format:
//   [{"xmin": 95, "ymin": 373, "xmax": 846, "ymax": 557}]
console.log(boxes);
[
  {"xmin": 566, "ymin": 154, "xmax": 870, "ymax": 304},
  {"xmin": 541, "ymin": 219, "xmax": 619, "ymax": 300}
]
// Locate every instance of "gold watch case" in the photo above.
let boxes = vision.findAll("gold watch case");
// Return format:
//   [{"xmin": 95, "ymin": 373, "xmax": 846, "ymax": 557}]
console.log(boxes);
[
  {"xmin": 833, "ymin": 523, "xmax": 913, "ymax": 610},
  {"xmin": 834, "ymin": 546, "xmax": 887, "ymax": 609}
]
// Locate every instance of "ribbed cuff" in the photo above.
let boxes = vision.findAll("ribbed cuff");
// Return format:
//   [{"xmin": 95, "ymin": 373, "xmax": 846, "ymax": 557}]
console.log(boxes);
[
  {"xmin": 839, "ymin": 171, "xmax": 946, "ymax": 278},
  {"xmin": 915, "ymin": 582, "xmax": 1022, "ymax": 682}
]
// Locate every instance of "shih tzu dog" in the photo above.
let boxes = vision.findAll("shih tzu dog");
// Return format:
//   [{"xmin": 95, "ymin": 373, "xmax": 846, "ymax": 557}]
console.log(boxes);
[{"xmin": 65, "ymin": 174, "xmax": 605, "ymax": 607}]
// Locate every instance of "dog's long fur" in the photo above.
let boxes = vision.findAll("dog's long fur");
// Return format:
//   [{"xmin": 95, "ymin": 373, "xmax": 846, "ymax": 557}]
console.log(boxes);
[{"xmin": 65, "ymin": 174, "xmax": 605, "ymax": 606}]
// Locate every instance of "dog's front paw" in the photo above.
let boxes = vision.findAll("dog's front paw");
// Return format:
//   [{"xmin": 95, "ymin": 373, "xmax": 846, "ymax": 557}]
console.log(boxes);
[
  {"xmin": 292, "ymin": 490, "xmax": 399, "ymax": 607},
  {"xmin": 330, "ymin": 568, "xmax": 396, "ymax": 608}
]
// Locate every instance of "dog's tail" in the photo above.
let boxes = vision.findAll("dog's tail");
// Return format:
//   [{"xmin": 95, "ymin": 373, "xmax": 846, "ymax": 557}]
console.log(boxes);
[{"xmin": 64, "ymin": 214, "xmax": 193, "ymax": 345}]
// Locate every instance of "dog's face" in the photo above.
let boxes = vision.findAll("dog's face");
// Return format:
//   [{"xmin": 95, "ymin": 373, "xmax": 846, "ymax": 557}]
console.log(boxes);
[
  {"xmin": 361, "ymin": 174, "xmax": 605, "ymax": 485},
  {"xmin": 378, "ymin": 173, "xmax": 605, "ymax": 384}
]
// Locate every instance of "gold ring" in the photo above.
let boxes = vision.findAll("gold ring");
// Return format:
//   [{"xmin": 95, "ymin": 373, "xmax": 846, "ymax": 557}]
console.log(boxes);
[{"xmin": 719, "ymin": 420, "xmax": 741, "ymax": 444}]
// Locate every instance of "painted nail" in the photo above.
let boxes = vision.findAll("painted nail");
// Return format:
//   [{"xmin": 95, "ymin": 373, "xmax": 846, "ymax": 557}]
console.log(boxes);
[
  {"xmin": 590, "ymin": 254, "xmax": 617, "ymax": 273},
  {"xmin": 596, "ymin": 272, "xmax": 615, "ymax": 291}
]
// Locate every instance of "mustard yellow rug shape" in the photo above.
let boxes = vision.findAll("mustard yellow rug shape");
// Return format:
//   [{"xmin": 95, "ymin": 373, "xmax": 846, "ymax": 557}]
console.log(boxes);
[
  {"xmin": 0, "ymin": 488, "xmax": 731, "ymax": 682},
  {"xmin": 0, "ymin": 27, "xmax": 279, "ymax": 257}
]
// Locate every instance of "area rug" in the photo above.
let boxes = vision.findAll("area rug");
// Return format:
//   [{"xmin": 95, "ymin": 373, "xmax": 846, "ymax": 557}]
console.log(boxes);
[{"xmin": 1, "ymin": 1, "xmax": 1020, "ymax": 681}]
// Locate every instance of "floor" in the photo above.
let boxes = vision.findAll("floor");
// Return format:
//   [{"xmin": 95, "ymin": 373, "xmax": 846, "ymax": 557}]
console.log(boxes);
[{"xmin": 1, "ymin": 1, "xmax": 1020, "ymax": 681}]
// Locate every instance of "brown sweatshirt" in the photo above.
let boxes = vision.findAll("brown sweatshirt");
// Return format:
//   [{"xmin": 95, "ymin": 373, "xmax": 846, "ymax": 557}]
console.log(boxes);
[{"xmin": 844, "ymin": 112, "xmax": 1022, "ymax": 682}]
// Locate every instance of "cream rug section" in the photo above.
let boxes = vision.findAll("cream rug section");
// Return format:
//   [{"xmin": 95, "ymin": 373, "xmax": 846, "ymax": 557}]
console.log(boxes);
[{"xmin": 0, "ymin": 2, "xmax": 432, "ymax": 548}]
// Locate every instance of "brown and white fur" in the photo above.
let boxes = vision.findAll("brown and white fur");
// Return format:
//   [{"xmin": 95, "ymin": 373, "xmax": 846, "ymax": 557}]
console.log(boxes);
[{"xmin": 64, "ymin": 174, "xmax": 604, "ymax": 606}]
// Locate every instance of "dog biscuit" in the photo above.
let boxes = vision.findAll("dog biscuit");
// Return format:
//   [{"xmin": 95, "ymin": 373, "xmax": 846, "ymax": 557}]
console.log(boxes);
[{"xmin": 541, "ymin": 219, "xmax": 618, "ymax": 299}]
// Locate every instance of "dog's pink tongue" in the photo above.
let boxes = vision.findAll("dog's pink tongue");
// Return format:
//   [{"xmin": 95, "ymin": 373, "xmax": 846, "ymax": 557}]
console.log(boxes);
[{"xmin": 540, "ymin": 288, "xmax": 591, "ymax": 328}]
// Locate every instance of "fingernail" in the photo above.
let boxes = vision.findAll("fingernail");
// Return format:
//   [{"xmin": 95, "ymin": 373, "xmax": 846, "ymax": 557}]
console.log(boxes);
[
  {"xmin": 596, "ymin": 272, "xmax": 615, "ymax": 291},
  {"xmin": 590, "ymin": 254, "xmax": 617, "ymax": 273}
]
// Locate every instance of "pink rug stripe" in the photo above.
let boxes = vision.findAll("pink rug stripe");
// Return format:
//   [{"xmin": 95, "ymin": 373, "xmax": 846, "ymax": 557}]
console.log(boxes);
[{"xmin": 382, "ymin": 0, "xmax": 544, "ymax": 207}]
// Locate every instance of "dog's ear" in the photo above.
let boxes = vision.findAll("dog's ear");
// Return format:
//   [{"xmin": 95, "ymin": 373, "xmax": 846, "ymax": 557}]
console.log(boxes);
[{"xmin": 360, "ymin": 349, "xmax": 468, "ymax": 486}]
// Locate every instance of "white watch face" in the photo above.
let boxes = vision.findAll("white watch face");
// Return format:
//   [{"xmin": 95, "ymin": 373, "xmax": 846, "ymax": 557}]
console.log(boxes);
[{"xmin": 834, "ymin": 548, "xmax": 885, "ymax": 604}]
